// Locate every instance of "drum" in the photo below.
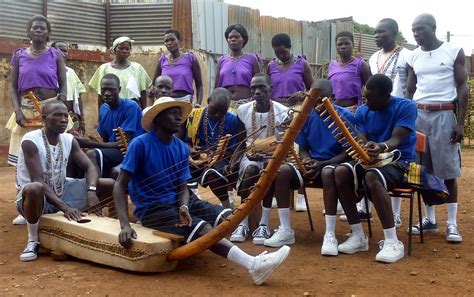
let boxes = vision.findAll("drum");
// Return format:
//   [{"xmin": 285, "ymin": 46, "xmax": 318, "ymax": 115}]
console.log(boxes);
[{"xmin": 39, "ymin": 213, "xmax": 180, "ymax": 272}]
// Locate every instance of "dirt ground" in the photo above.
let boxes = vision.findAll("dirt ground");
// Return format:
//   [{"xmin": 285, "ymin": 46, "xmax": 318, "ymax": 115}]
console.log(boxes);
[{"xmin": 1, "ymin": 152, "xmax": 474, "ymax": 296}]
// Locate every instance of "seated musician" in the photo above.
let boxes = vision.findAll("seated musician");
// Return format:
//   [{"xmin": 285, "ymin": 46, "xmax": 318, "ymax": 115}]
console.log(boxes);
[
  {"xmin": 228, "ymin": 73, "xmax": 302, "ymax": 247},
  {"xmin": 295, "ymin": 79, "xmax": 354, "ymax": 256},
  {"xmin": 148, "ymin": 75, "xmax": 173, "ymax": 106},
  {"xmin": 76, "ymin": 73, "xmax": 144, "ymax": 178},
  {"xmin": 321, "ymin": 74, "xmax": 416, "ymax": 263},
  {"xmin": 185, "ymin": 88, "xmax": 238, "ymax": 208},
  {"xmin": 15, "ymin": 100, "xmax": 113, "ymax": 262},
  {"xmin": 114, "ymin": 97, "xmax": 290, "ymax": 285}
]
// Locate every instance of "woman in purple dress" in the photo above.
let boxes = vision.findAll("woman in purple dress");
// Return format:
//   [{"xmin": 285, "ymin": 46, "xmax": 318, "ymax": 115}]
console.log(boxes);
[
  {"xmin": 267, "ymin": 33, "xmax": 313, "ymax": 107},
  {"xmin": 328, "ymin": 31, "xmax": 370, "ymax": 110},
  {"xmin": 215, "ymin": 24, "xmax": 261, "ymax": 110},
  {"xmin": 153, "ymin": 29, "xmax": 203, "ymax": 105}
]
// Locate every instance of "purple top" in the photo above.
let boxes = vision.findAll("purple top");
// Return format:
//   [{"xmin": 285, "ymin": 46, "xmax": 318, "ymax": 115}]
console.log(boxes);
[
  {"xmin": 11, "ymin": 47, "xmax": 59, "ymax": 94},
  {"xmin": 328, "ymin": 57, "xmax": 364, "ymax": 104},
  {"xmin": 268, "ymin": 56, "xmax": 306, "ymax": 100},
  {"xmin": 160, "ymin": 51, "xmax": 195, "ymax": 95},
  {"xmin": 217, "ymin": 53, "xmax": 258, "ymax": 88}
]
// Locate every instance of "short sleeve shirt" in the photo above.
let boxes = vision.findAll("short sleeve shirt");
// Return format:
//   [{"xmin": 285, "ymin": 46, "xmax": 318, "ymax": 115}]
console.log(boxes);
[{"xmin": 97, "ymin": 98, "xmax": 144, "ymax": 142}]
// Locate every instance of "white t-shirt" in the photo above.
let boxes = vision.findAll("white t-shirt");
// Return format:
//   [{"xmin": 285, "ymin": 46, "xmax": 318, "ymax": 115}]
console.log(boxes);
[
  {"xmin": 407, "ymin": 42, "xmax": 461, "ymax": 103},
  {"xmin": 236, "ymin": 101, "xmax": 289, "ymax": 147},
  {"xmin": 369, "ymin": 47, "xmax": 411, "ymax": 98},
  {"xmin": 16, "ymin": 130, "xmax": 73, "ymax": 190}
]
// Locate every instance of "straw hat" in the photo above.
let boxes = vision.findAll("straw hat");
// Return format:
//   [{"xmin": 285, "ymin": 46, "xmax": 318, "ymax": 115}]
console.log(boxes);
[{"xmin": 141, "ymin": 97, "xmax": 192, "ymax": 132}]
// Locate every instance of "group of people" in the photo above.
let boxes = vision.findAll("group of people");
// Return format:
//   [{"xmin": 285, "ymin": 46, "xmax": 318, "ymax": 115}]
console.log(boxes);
[{"xmin": 8, "ymin": 12, "xmax": 468, "ymax": 285}]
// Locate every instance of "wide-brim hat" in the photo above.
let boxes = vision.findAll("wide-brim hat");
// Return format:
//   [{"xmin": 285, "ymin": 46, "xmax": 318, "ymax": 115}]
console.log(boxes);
[{"xmin": 141, "ymin": 97, "xmax": 192, "ymax": 132}]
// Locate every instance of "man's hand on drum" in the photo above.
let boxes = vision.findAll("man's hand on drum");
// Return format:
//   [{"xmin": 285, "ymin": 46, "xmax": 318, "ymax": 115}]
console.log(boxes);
[
  {"xmin": 119, "ymin": 225, "xmax": 137, "ymax": 248},
  {"xmin": 86, "ymin": 191, "xmax": 103, "ymax": 216},
  {"xmin": 63, "ymin": 207, "xmax": 83, "ymax": 221}
]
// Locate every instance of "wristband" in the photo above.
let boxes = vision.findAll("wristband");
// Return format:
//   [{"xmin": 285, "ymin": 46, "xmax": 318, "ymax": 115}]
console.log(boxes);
[
  {"xmin": 87, "ymin": 185, "xmax": 97, "ymax": 192},
  {"xmin": 179, "ymin": 205, "xmax": 189, "ymax": 211}
]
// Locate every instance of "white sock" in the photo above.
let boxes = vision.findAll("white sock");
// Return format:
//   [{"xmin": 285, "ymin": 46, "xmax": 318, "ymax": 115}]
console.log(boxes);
[
  {"xmin": 278, "ymin": 208, "xmax": 291, "ymax": 231},
  {"xmin": 27, "ymin": 221, "xmax": 39, "ymax": 242},
  {"xmin": 359, "ymin": 199, "xmax": 371, "ymax": 214},
  {"xmin": 325, "ymin": 215, "xmax": 337, "ymax": 234},
  {"xmin": 241, "ymin": 216, "xmax": 249, "ymax": 227},
  {"xmin": 383, "ymin": 227, "xmax": 398, "ymax": 241},
  {"xmin": 426, "ymin": 205, "xmax": 436, "ymax": 224},
  {"xmin": 447, "ymin": 203, "xmax": 458, "ymax": 226},
  {"xmin": 259, "ymin": 207, "xmax": 271, "ymax": 226},
  {"xmin": 391, "ymin": 196, "xmax": 401, "ymax": 216},
  {"xmin": 227, "ymin": 246, "xmax": 255, "ymax": 270},
  {"xmin": 350, "ymin": 223, "xmax": 364, "ymax": 236}
]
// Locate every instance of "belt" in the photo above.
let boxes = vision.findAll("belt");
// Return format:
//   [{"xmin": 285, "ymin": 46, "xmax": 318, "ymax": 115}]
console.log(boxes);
[{"xmin": 416, "ymin": 103, "xmax": 455, "ymax": 111}]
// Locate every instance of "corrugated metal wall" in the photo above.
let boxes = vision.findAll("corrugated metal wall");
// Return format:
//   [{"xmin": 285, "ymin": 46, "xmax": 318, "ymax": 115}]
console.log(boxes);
[
  {"xmin": 191, "ymin": 0, "xmax": 228, "ymax": 54},
  {"xmin": 109, "ymin": 3, "xmax": 173, "ymax": 46},
  {"xmin": 228, "ymin": 4, "xmax": 260, "ymax": 55},
  {"xmin": 48, "ymin": 1, "xmax": 105, "ymax": 46},
  {"xmin": 0, "ymin": 0, "xmax": 43, "ymax": 40},
  {"xmin": 172, "ymin": 0, "xmax": 193, "ymax": 49},
  {"xmin": 302, "ymin": 21, "xmax": 332, "ymax": 65},
  {"xmin": 259, "ymin": 16, "xmax": 302, "ymax": 60}
]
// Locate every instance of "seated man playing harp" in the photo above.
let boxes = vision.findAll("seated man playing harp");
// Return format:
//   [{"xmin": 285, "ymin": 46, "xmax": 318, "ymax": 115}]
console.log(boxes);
[
  {"xmin": 15, "ymin": 100, "xmax": 113, "ymax": 262},
  {"xmin": 184, "ymin": 88, "xmax": 238, "ymax": 208},
  {"xmin": 228, "ymin": 73, "xmax": 303, "ymax": 247},
  {"xmin": 321, "ymin": 74, "xmax": 417, "ymax": 263},
  {"xmin": 76, "ymin": 74, "xmax": 144, "ymax": 178},
  {"xmin": 114, "ymin": 97, "xmax": 290, "ymax": 286}
]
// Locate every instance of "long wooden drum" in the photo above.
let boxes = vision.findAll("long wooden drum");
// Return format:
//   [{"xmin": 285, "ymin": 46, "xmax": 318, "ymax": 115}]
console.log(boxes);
[{"xmin": 39, "ymin": 213, "xmax": 180, "ymax": 272}]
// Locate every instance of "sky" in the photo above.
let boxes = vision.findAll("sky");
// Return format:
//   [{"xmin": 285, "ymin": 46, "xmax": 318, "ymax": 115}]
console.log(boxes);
[{"xmin": 224, "ymin": 0, "xmax": 473, "ymax": 54}]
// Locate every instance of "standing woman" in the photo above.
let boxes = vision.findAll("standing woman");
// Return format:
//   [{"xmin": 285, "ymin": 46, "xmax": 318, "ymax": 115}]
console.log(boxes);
[
  {"xmin": 328, "ymin": 31, "xmax": 370, "ymax": 110},
  {"xmin": 267, "ymin": 33, "xmax": 313, "ymax": 107},
  {"xmin": 215, "ymin": 24, "xmax": 261, "ymax": 111},
  {"xmin": 7, "ymin": 15, "xmax": 69, "ymax": 166},
  {"xmin": 153, "ymin": 29, "xmax": 203, "ymax": 105},
  {"xmin": 89, "ymin": 36, "xmax": 152, "ymax": 109}
]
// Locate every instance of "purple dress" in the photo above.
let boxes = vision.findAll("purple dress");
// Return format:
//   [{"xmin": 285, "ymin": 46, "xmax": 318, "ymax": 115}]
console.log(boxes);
[
  {"xmin": 12, "ymin": 47, "xmax": 59, "ymax": 93},
  {"xmin": 160, "ymin": 51, "xmax": 196, "ymax": 96},
  {"xmin": 328, "ymin": 57, "xmax": 364, "ymax": 104},
  {"xmin": 268, "ymin": 56, "xmax": 306, "ymax": 101},
  {"xmin": 217, "ymin": 53, "xmax": 259, "ymax": 88}
]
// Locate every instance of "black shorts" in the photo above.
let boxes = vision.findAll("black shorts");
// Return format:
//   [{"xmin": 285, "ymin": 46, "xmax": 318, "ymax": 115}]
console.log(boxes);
[
  {"xmin": 93, "ymin": 148, "xmax": 123, "ymax": 177},
  {"xmin": 141, "ymin": 197, "xmax": 232, "ymax": 243},
  {"xmin": 338, "ymin": 160, "xmax": 408, "ymax": 194}
]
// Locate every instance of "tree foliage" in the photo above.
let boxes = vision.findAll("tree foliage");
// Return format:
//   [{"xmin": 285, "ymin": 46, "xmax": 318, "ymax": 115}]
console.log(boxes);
[{"xmin": 354, "ymin": 21, "xmax": 407, "ymax": 43}]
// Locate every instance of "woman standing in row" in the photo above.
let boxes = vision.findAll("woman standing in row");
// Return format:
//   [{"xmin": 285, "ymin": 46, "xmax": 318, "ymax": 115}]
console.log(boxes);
[
  {"xmin": 89, "ymin": 36, "xmax": 151, "ymax": 109},
  {"xmin": 328, "ymin": 31, "xmax": 370, "ymax": 110},
  {"xmin": 215, "ymin": 24, "xmax": 261, "ymax": 111},
  {"xmin": 153, "ymin": 29, "xmax": 203, "ymax": 105}
]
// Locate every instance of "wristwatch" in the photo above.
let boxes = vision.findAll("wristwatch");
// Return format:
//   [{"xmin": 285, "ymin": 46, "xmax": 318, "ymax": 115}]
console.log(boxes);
[{"xmin": 87, "ymin": 185, "xmax": 97, "ymax": 192}]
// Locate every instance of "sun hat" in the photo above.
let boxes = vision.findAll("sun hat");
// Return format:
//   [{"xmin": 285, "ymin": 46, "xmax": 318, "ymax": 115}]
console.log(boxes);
[{"xmin": 141, "ymin": 97, "xmax": 192, "ymax": 132}]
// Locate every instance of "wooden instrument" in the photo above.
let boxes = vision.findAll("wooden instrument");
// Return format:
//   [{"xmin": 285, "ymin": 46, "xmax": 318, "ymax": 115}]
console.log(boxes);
[
  {"xmin": 166, "ymin": 87, "xmax": 322, "ymax": 261},
  {"xmin": 39, "ymin": 213, "xmax": 180, "ymax": 272},
  {"xmin": 113, "ymin": 127, "xmax": 128, "ymax": 155},
  {"xmin": 189, "ymin": 134, "xmax": 232, "ymax": 168},
  {"xmin": 23, "ymin": 91, "xmax": 43, "ymax": 128},
  {"xmin": 316, "ymin": 98, "xmax": 398, "ymax": 168}
]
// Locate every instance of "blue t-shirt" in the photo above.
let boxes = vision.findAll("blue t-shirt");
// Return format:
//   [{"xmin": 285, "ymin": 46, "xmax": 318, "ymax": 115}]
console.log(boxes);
[
  {"xmin": 97, "ymin": 98, "xmax": 144, "ymax": 142},
  {"xmin": 297, "ymin": 105, "xmax": 355, "ymax": 160},
  {"xmin": 355, "ymin": 96, "xmax": 417, "ymax": 162},
  {"xmin": 196, "ymin": 110, "xmax": 238, "ymax": 151},
  {"xmin": 121, "ymin": 132, "xmax": 192, "ymax": 220}
]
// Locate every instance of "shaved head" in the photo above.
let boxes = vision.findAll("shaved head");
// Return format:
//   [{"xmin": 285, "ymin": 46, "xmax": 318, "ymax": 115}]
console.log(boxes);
[
  {"xmin": 42, "ymin": 100, "xmax": 67, "ymax": 116},
  {"xmin": 209, "ymin": 88, "xmax": 231, "ymax": 105},
  {"xmin": 413, "ymin": 13, "xmax": 436, "ymax": 29},
  {"xmin": 207, "ymin": 88, "xmax": 231, "ymax": 121}
]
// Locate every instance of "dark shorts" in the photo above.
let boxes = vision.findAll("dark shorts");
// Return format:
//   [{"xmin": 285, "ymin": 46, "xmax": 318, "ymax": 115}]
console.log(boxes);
[
  {"xmin": 338, "ymin": 160, "xmax": 407, "ymax": 196},
  {"xmin": 93, "ymin": 148, "xmax": 123, "ymax": 177},
  {"xmin": 141, "ymin": 197, "xmax": 232, "ymax": 243}
]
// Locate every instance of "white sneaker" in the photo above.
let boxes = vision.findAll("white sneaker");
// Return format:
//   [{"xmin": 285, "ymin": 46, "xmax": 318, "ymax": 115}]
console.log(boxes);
[
  {"xmin": 12, "ymin": 214, "xmax": 27, "ymax": 225},
  {"xmin": 264, "ymin": 226, "xmax": 295, "ymax": 247},
  {"xmin": 250, "ymin": 245, "xmax": 291, "ymax": 285},
  {"xmin": 336, "ymin": 201, "xmax": 345, "ymax": 215},
  {"xmin": 375, "ymin": 239, "xmax": 404, "ymax": 263},
  {"xmin": 337, "ymin": 233, "xmax": 369, "ymax": 254},
  {"xmin": 20, "ymin": 241, "xmax": 40, "ymax": 262},
  {"xmin": 321, "ymin": 232, "xmax": 338, "ymax": 256},
  {"xmin": 394, "ymin": 214, "xmax": 402, "ymax": 228},
  {"xmin": 446, "ymin": 223, "xmax": 462, "ymax": 243},
  {"xmin": 252, "ymin": 224, "xmax": 271, "ymax": 245},
  {"xmin": 230, "ymin": 224, "xmax": 249, "ymax": 242},
  {"xmin": 271, "ymin": 197, "xmax": 278, "ymax": 208},
  {"xmin": 295, "ymin": 194, "xmax": 307, "ymax": 212}
]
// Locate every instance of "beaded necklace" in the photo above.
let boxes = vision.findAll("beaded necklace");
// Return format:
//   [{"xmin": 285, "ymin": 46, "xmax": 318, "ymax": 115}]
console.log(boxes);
[
  {"xmin": 251, "ymin": 101, "xmax": 275, "ymax": 138},
  {"xmin": 228, "ymin": 51, "xmax": 245, "ymax": 61},
  {"xmin": 41, "ymin": 128, "xmax": 65, "ymax": 196},
  {"xmin": 275, "ymin": 54, "xmax": 294, "ymax": 65},
  {"xmin": 166, "ymin": 48, "xmax": 188, "ymax": 66},
  {"xmin": 203, "ymin": 109, "xmax": 225, "ymax": 147},
  {"xmin": 338, "ymin": 56, "xmax": 355, "ymax": 68},
  {"xmin": 376, "ymin": 46, "xmax": 402, "ymax": 80}
]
